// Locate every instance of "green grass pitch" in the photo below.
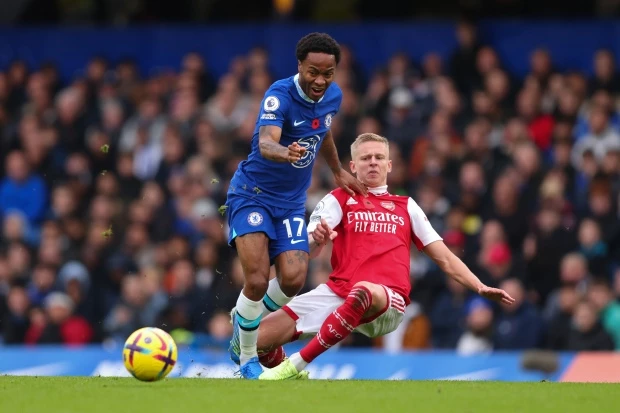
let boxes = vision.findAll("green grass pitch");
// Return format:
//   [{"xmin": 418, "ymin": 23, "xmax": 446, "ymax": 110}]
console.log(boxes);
[{"xmin": 0, "ymin": 376, "xmax": 617, "ymax": 413}]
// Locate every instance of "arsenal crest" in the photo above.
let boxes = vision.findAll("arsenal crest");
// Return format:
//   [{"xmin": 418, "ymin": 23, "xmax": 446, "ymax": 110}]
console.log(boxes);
[{"xmin": 380, "ymin": 201, "xmax": 395, "ymax": 211}]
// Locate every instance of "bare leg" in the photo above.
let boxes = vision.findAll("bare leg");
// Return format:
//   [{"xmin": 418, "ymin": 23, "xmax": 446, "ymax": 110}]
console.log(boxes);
[
  {"xmin": 255, "ymin": 309, "xmax": 297, "ymax": 368},
  {"xmin": 257, "ymin": 309, "xmax": 297, "ymax": 353},
  {"xmin": 236, "ymin": 233, "xmax": 271, "ymax": 301},
  {"xmin": 274, "ymin": 250, "xmax": 309, "ymax": 297},
  {"xmin": 234, "ymin": 233, "xmax": 271, "ymax": 365}
]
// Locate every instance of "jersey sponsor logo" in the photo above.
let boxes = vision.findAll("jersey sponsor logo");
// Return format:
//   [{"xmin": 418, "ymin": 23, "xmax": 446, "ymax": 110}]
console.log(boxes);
[
  {"xmin": 325, "ymin": 113, "xmax": 333, "ymax": 128},
  {"xmin": 293, "ymin": 120, "xmax": 306, "ymax": 126},
  {"xmin": 291, "ymin": 134, "xmax": 320, "ymax": 169},
  {"xmin": 346, "ymin": 197, "xmax": 358, "ymax": 205},
  {"xmin": 263, "ymin": 96, "xmax": 280, "ymax": 112},
  {"xmin": 346, "ymin": 211, "xmax": 405, "ymax": 226},
  {"xmin": 380, "ymin": 201, "xmax": 395, "ymax": 211},
  {"xmin": 261, "ymin": 113, "xmax": 276, "ymax": 120},
  {"xmin": 247, "ymin": 212, "xmax": 264, "ymax": 226}
]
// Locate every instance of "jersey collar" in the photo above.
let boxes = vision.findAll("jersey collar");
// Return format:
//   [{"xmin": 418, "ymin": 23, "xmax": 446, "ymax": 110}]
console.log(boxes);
[
  {"xmin": 294, "ymin": 74, "xmax": 324, "ymax": 103},
  {"xmin": 368, "ymin": 185, "xmax": 388, "ymax": 195}
]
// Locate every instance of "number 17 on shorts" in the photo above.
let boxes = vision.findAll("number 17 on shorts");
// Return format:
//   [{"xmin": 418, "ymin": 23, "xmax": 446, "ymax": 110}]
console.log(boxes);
[{"xmin": 269, "ymin": 214, "xmax": 310, "ymax": 258}]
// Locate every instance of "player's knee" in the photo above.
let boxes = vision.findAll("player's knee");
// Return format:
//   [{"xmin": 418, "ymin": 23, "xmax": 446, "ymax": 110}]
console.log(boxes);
[
  {"xmin": 279, "ymin": 262, "xmax": 308, "ymax": 297},
  {"xmin": 279, "ymin": 272, "xmax": 305, "ymax": 297},
  {"xmin": 352, "ymin": 281, "xmax": 387, "ymax": 312},
  {"xmin": 244, "ymin": 271, "xmax": 270, "ymax": 297}
]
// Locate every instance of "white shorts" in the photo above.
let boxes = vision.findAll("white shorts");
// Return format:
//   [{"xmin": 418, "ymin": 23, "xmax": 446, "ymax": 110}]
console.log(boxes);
[{"xmin": 282, "ymin": 284, "xmax": 406, "ymax": 340}]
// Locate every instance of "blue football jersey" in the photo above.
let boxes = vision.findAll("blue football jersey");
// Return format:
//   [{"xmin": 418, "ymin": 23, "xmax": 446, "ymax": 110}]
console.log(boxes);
[{"xmin": 230, "ymin": 74, "xmax": 342, "ymax": 209}]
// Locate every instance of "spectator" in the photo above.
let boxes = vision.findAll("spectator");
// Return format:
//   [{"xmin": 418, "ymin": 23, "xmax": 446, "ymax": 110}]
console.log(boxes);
[
  {"xmin": 429, "ymin": 276, "xmax": 469, "ymax": 349},
  {"xmin": 572, "ymin": 105, "xmax": 620, "ymax": 170},
  {"xmin": 566, "ymin": 300, "xmax": 615, "ymax": 351},
  {"xmin": 493, "ymin": 278, "xmax": 544, "ymax": 350},
  {"xmin": 587, "ymin": 278, "xmax": 620, "ymax": 349},
  {"xmin": 588, "ymin": 49, "xmax": 620, "ymax": 96},
  {"xmin": 25, "ymin": 292, "xmax": 93, "ymax": 346},
  {"xmin": 449, "ymin": 19, "xmax": 482, "ymax": 97},
  {"xmin": 523, "ymin": 205, "xmax": 578, "ymax": 305},
  {"xmin": 456, "ymin": 297, "xmax": 494, "ymax": 355},
  {"xmin": 27, "ymin": 263, "xmax": 56, "ymax": 307},
  {"xmin": 544, "ymin": 252, "xmax": 591, "ymax": 321},
  {"xmin": 577, "ymin": 218, "xmax": 609, "ymax": 276},
  {"xmin": 103, "ymin": 274, "xmax": 166, "ymax": 343},
  {"xmin": 545, "ymin": 285, "xmax": 579, "ymax": 350},
  {"xmin": 2, "ymin": 286, "xmax": 31, "ymax": 344},
  {"xmin": 0, "ymin": 150, "xmax": 48, "ymax": 226}
]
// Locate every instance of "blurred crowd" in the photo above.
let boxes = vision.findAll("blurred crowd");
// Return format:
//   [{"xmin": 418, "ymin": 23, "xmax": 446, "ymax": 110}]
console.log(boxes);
[{"xmin": 2, "ymin": 21, "xmax": 620, "ymax": 354}]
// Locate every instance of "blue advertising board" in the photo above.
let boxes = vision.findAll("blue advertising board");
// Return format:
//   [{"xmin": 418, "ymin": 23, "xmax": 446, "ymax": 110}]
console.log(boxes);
[{"xmin": 0, "ymin": 345, "xmax": 575, "ymax": 382}]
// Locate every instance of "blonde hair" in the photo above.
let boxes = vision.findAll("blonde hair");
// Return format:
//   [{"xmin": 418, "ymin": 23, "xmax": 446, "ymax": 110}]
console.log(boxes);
[{"xmin": 350, "ymin": 133, "xmax": 390, "ymax": 158}]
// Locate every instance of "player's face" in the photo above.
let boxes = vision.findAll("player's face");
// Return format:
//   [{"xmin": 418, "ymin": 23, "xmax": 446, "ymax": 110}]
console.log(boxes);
[
  {"xmin": 350, "ymin": 141, "xmax": 392, "ymax": 188},
  {"xmin": 298, "ymin": 52, "xmax": 337, "ymax": 102}
]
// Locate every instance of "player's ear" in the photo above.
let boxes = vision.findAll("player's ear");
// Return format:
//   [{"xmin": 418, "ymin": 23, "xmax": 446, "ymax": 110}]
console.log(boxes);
[
  {"xmin": 297, "ymin": 60, "xmax": 303, "ymax": 73},
  {"xmin": 349, "ymin": 160, "xmax": 356, "ymax": 174},
  {"xmin": 387, "ymin": 159, "xmax": 392, "ymax": 173}
]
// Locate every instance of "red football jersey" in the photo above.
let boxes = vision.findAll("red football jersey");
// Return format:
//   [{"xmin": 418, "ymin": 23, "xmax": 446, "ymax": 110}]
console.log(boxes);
[{"xmin": 307, "ymin": 185, "xmax": 442, "ymax": 305}]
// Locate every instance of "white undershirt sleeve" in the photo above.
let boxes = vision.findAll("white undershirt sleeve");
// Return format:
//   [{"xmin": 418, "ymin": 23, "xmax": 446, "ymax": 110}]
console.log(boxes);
[{"xmin": 307, "ymin": 193, "xmax": 343, "ymax": 235}]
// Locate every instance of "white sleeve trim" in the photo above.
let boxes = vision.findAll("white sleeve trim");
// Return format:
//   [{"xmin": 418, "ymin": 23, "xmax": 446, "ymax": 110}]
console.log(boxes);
[
  {"xmin": 307, "ymin": 193, "xmax": 343, "ymax": 235},
  {"xmin": 407, "ymin": 198, "xmax": 442, "ymax": 247}
]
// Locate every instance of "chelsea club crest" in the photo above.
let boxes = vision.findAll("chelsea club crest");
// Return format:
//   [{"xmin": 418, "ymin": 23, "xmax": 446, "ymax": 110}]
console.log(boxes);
[
  {"xmin": 247, "ymin": 212, "xmax": 264, "ymax": 226},
  {"xmin": 325, "ymin": 113, "xmax": 332, "ymax": 128}
]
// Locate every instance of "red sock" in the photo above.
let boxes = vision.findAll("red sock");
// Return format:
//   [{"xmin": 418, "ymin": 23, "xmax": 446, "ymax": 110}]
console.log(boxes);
[
  {"xmin": 258, "ymin": 346, "xmax": 286, "ymax": 368},
  {"xmin": 300, "ymin": 286, "xmax": 373, "ymax": 364}
]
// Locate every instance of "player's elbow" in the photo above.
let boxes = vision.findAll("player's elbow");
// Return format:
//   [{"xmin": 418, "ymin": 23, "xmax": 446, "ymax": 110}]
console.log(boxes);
[
  {"xmin": 258, "ymin": 139, "xmax": 269, "ymax": 156},
  {"xmin": 434, "ymin": 255, "xmax": 453, "ymax": 275},
  {"xmin": 426, "ymin": 242, "xmax": 456, "ymax": 273},
  {"xmin": 258, "ymin": 139, "xmax": 280, "ymax": 161}
]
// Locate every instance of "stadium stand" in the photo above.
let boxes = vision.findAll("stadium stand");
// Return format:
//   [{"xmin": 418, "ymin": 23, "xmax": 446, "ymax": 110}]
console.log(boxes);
[{"xmin": 1, "ymin": 20, "xmax": 620, "ymax": 357}]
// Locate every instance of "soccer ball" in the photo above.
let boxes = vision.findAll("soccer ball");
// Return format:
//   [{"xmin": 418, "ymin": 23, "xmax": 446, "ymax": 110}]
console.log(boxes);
[{"xmin": 123, "ymin": 327, "xmax": 178, "ymax": 382}]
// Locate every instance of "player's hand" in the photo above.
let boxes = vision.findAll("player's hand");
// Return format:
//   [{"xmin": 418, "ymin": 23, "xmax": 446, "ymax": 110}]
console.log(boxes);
[
  {"xmin": 311, "ymin": 218, "xmax": 338, "ymax": 245},
  {"xmin": 334, "ymin": 169, "xmax": 368, "ymax": 197},
  {"xmin": 287, "ymin": 142, "xmax": 306, "ymax": 163},
  {"xmin": 478, "ymin": 285, "xmax": 516, "ymax": 306}
]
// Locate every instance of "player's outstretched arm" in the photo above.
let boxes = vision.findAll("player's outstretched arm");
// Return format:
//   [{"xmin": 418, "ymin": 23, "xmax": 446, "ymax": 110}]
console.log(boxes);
[
  {"xmin": 258, "ymin": 125, "xmax": 306, "ymax": 163},
  {"xmin": 320, "ymin": 130, "xmax": 367, "ymax": 197},
  {"xmin": 423, "ymin": 241, "xmax": 516, "ymax": 306}
]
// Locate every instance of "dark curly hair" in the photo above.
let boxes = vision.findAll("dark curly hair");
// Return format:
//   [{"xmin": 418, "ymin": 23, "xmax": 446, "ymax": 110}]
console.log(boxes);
[{"xmin": 295, "ymin": 32, "xmax": 341, "ymax": 64}]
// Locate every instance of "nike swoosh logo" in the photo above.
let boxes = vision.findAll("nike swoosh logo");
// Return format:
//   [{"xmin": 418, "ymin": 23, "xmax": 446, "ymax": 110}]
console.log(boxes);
[
  {"xmin": 293, "ymin": 120, "xmax": 305, "ymax": 126},
  {"xmin": 291, "ymin": 239, "xmax": 306, "ymax": 244}
]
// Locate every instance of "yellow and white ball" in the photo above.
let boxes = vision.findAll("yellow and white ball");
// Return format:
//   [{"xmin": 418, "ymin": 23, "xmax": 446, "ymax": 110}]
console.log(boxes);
[{"xmin": 123, "ymin": 327, "xmax": 178, "ymax": 381}]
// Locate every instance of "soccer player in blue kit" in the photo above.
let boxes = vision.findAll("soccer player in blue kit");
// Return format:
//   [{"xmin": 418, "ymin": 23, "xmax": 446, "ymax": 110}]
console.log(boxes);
[{"xmin": 226, "ymin": 32, "xmax": 367, "ymax": 379}]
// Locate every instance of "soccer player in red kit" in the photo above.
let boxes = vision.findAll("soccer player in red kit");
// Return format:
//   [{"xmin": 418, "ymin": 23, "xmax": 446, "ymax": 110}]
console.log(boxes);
[{"xmin": 255, "ymin": 132, "xmax": 515, "ymax": 380}]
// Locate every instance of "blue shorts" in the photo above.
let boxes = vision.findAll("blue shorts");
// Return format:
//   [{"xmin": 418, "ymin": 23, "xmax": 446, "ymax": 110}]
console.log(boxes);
[{"xmin": 226, "ymin": 193, "xmax": 309, "ymax": 261}]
